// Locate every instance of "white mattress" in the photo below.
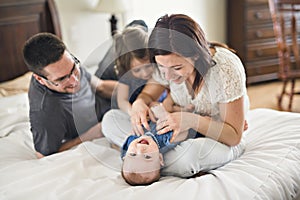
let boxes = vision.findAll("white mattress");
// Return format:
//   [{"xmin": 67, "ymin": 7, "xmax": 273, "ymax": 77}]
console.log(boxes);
[{"xmin": 0, "ymin": 93, "xmax": 300, "ymax": 200}]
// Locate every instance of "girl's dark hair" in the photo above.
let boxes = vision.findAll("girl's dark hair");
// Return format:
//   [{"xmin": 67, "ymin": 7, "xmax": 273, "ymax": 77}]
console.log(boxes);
[
  {"xmin": 148, "ymin": 14, "xmax": 214, "ymax": 91},
  {"xmin": 23, "ymin": 32, "xmax": 66, "ymax": 76},
  {"xmin": 114, "ymin": 25, "xmax": 149, "ymax": 77}
]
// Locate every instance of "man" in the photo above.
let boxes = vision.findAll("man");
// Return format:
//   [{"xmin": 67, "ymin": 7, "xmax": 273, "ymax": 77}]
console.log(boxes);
[{"xmin": 23, "ymin": 32, "xmax": 117, "ymax": 158}]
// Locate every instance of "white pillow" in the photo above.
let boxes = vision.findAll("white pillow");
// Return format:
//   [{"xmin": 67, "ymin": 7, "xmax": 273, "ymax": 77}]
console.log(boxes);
[
  {"xmin": 0, "ymin": 93, "xmax": 29, "ymax": 115},
  {"xmin": 0, "ymin": 72, "xmax": 31, "ymax": 97}
]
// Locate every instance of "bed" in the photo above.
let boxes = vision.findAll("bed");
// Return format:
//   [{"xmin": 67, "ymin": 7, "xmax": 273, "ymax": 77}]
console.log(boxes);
[
  {"xmin": 1, "ymin": 1, "xmax": 300, "ymax": 199},
  {"xmin": 0, "ymin": 86, "xmax": 300, "ymax": 200}
]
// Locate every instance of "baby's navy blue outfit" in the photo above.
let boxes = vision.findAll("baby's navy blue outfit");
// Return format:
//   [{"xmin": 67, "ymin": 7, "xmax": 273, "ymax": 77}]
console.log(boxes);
[
  {"xmin": 121, "ymin": 130, "xmax": 176, "ymax": 158},
  {"xmin": 121, "ymin": 122, "xmax": 202, "ymax": 158}
]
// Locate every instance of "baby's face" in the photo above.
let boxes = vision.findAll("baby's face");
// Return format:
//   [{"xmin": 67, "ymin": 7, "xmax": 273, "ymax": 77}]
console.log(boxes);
[
  {"xmin": 123, "ymin": 135, "xmax": 163, "ymax": 173},
  {"xmin": 127, "ymin": 135, "xmax": 159, "ymax": 155}
]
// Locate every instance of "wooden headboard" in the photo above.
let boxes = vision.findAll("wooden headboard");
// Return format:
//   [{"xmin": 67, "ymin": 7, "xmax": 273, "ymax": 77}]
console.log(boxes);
[{"xmin": 0, "ymin": 0, "xmax": 61, "ymax": 82}]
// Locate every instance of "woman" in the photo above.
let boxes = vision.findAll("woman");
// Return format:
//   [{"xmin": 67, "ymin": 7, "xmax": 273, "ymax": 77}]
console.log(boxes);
[{"xmin": 103, "ymin": 14, "xmax": 248, "ymax": 177}]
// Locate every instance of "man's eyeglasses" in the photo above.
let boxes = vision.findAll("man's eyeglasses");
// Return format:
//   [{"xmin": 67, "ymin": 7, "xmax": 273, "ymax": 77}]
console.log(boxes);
[{"xmin": 40, "ymin": 55, "xmax": 80, "ymax": 87}]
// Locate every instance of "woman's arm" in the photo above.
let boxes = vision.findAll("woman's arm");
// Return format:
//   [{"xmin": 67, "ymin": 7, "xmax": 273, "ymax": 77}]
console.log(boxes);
[
  {"xmin": 157, "ymin": 96, "xmax": 245, "ymax": 146},
  {"xmin": 162, "ymin": 93, "xmax": 178, "ymax": 112},
  {"xmin": 116, "ymin": 83, "xmax": 132, "ymax": 115},
  {"xmin": 163, "ymin": 94, "xmax": 195, "ymax": 112},
  {"xmin": 193, "ymin": 97, "xmax": 245, "ymax": 146}
]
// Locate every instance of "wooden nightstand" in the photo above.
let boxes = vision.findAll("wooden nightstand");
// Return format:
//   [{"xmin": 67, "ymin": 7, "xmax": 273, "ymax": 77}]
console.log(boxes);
[{"xmin": 227, "ymin": 0, "xmax": 279, "ymax": 84}]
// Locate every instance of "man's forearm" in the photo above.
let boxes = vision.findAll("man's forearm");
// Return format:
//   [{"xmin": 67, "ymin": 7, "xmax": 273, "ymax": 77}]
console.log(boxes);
[
  {"xmin": 58, "ymin": 123, "xmax": 103, "ymax": 152},
  {"xmin": 58, "ymin": 137, "xmax": 82, "ymax": 152},
  {"xmin": 96, "ymin": 79, "xmax": 117, "ymax": 98},
  {"xmin": 91, "ymin": 76, "xmax": 117, "ymax": 98}
]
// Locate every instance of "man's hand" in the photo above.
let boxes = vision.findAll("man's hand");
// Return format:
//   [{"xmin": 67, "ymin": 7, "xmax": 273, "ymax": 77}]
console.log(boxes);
[{"xmin": 36, "ymin": 151, "xmax": 44, "ymax": 159}]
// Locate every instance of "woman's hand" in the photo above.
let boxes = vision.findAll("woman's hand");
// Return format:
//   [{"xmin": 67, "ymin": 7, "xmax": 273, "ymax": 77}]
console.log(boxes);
[
  {"xmin": 156, "ymin": 112, "xmax": 195, "ymax": 142},
  {"xmin": 130, "ymin": 99, "xmax": 151, "ymax": 135}
]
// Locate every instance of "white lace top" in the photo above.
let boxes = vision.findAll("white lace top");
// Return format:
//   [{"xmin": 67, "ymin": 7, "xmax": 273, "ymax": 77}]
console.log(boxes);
[{"xmin": 152, "ymin": 47, "xmax": 248, "ymax": 119}]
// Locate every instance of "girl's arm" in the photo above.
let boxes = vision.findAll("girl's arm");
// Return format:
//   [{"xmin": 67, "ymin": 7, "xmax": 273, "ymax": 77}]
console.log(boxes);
[
  {"xmin": 116, "ymin": 83, "xmax": 132, "ymax": 115},
  {"xmin": 131, "ymin": 78, "xmax": 166, "ymax": 135}
]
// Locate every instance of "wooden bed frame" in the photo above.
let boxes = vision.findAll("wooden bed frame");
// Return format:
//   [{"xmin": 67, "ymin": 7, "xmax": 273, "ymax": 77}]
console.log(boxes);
[{"xmin": 0, "ymin": 0, "xmax": 61, "ymax": 82}]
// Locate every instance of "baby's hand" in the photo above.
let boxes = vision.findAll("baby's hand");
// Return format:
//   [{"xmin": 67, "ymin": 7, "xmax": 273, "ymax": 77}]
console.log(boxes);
[
  {"xmin": 183, "ymin": 104, "xmax": 195, "ymax": 112},
  {"xmin": 150, "ymin": 103, "xmax": 168, "ymax": 120}
]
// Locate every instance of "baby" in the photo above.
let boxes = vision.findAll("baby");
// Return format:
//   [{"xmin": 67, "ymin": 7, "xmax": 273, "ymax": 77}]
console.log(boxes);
[
  {"xmin": 121, "ymin": 104, "xmax": 200, "ymax": 186},
  {"xmin": 121, "ymin": 125, "xmax": 175, "ymax": 185}
]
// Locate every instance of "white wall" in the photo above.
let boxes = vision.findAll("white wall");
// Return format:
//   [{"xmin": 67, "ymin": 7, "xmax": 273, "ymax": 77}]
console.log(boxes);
[
  {"xmin": 54, "ymin": 0, "xmax": 226, "ymax": 67},
  {"xmin": 126, "ymin": 0, "xmax": 226, "ymax": 42}
]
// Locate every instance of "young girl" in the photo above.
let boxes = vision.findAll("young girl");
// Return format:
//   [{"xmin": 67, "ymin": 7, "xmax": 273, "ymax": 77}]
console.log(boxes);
[
  {"xmin": 102, "ymin": 25, "xmax": 167, "ymax": 146},
  {"xmin": 113, "ymin": 25, "xmax": 154, "ymax": 115}
]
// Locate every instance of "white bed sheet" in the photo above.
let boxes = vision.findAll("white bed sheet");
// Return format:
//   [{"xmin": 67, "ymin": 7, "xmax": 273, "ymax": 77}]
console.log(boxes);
[{"xmin": 0, "ymin": 93, "xmax": 300, "ymax": 200}]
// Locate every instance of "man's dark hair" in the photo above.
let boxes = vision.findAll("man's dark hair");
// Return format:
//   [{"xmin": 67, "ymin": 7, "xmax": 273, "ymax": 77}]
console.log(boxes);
[{"xmin": 23, "ymin": 32, "xmax": 66, "ymax": 76}]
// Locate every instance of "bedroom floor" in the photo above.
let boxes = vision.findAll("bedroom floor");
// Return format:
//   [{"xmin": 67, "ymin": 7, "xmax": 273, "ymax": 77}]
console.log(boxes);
[{"xmin": 247, "ymin": 79, "xmax": 300, "ymax": 113}]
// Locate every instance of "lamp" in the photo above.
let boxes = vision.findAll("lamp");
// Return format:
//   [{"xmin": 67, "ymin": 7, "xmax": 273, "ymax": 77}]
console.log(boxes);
[{"xmin": 95, "ymin": 0, "xmax": 127, "ymax": 36}]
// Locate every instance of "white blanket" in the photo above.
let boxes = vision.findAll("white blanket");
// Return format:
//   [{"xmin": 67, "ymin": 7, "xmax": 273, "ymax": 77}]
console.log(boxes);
[{"xmin": 0, "ymin": 93, "xmax": 300, "ymax": 200}]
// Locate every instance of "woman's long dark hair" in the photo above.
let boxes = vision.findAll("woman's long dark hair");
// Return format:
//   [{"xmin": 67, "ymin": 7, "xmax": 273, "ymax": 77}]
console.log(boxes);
[{"xmin": 148, "ymin": 14, "xmax": 214, "ymax": 91}]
